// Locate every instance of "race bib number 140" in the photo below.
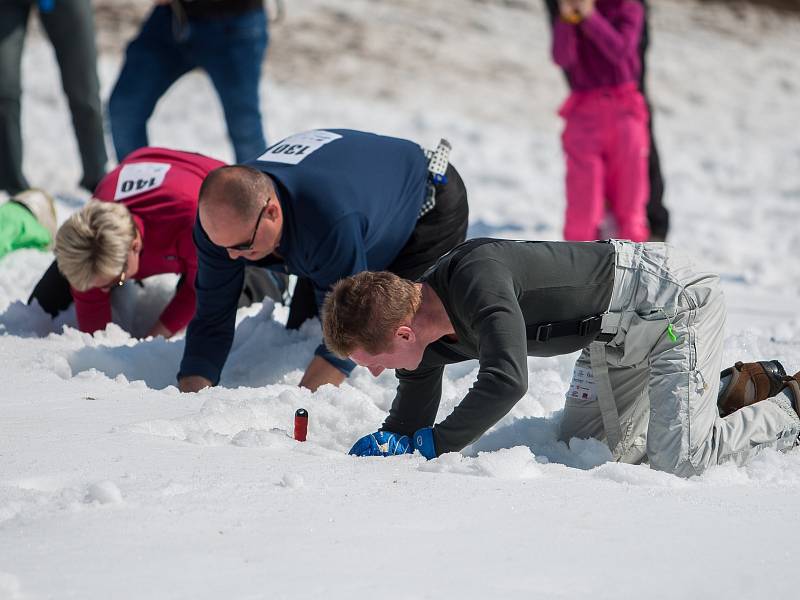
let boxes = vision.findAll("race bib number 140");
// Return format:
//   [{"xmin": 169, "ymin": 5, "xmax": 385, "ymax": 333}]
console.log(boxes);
[
  {"xmin": 114, "ymin": 162, "xmax": 171, "ymax": 201},
  {"xmin": 257, "ymin": 130, "xmax": 342, "ymax": 165}
]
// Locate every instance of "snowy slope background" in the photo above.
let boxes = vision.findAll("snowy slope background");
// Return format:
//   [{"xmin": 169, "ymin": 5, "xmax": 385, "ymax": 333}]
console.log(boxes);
[{"xmin": 1, "ymin": 1, "xmax": 800, "ymax": 598}]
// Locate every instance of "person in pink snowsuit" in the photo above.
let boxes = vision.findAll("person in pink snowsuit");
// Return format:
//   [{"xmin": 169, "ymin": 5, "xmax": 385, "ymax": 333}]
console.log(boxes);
[{"xmin": 552, "ymin": 0, "xmax": 650, "ymax": 242}]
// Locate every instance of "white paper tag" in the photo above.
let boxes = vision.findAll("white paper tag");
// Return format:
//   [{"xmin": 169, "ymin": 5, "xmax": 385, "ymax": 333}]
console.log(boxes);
[
  {"xmin": 257, "ymin": 130, "xmax": 342, "ymax": 165},
  {"xmin": 114, "ymin": 162, "xmax": 171, "ymax": 200},
  {"xmin": 566, "ymin": 365, "xmax": 597, "ymax": 404}
]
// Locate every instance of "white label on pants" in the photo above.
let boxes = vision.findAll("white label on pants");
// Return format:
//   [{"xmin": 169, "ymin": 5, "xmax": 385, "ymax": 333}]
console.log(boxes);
[
  {"xmin": 114, "ymin": 162, "xmax": 171, "ymax": 200},
  {"xmin": 257, "ymin": 130, "xmax": 342, "ymax": 165},
  {"xmin": 567, "ymin": 365, "xmax": 597, "ymax": 403}
]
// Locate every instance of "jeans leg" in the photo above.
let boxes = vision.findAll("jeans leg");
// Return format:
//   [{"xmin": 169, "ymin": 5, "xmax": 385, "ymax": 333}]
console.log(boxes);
[
  {"xmin": 0, "ymin": 1, "xmax": 31, "ymax": 194},
  {"xmin": 108, "ymin": 6, "xmax": 192, "ymax": 161},
  {"xmin": 193, "ymin": 10, "xmax": 268, "ymax": 162},
  {"xmin": 40, "ymin": 0, "xmax": 107, "ymax": 190}
]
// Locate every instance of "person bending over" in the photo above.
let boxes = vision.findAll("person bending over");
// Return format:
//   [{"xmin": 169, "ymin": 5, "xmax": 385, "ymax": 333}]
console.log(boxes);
[
  {"xmin": 323, "ymin": 238, "xmax": 799, "ymax": 477},
  {"xmin": 177, "ymin": 129, "xmax": 468, "ymax": 393},
  {"xmin": 29, "ymin": 147, "xmax": 280, "ymax": 337}
]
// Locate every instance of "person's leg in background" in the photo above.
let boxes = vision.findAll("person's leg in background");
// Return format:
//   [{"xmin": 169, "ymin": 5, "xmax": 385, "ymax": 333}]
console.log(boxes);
[
  {"xmin": 108, "ymin": 6, "xmax": 193, "ymax": 162},
  {"xmin": 645, "ymin": 117, "xmax": 668, "ymax": 241},
  {"xmin": 194, "ymin": 10, "xmax": 268, "ymax": 162},
  {"xmin": 605, "ymin": 89, "xmax": 650, "ymax": 242},
  {"xmin": 561, "ymin": 100, "xmax": 605, "ymax": 241},
  {"xmin": 0, "ymin": 1, "xmax": 32, "ymax": 195},
  {"xmin": 39, "ymin": 0, "xmax": 107, "ymax": 191},
  {"xmin": 638, "ymin": 0, "xmax": 669, "ymax": 241}
]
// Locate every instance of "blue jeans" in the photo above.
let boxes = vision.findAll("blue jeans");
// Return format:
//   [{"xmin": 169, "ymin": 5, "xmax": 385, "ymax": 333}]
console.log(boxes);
[{"xmin": 109, "ymin": 6, "xmax": 268, "ymax": 163}]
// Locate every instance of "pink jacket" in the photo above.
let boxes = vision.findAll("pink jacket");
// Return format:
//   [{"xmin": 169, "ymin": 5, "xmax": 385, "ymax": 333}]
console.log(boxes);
[{"xmin": 552, "ymin": 0, "xmax": 644, "ymax": 91}]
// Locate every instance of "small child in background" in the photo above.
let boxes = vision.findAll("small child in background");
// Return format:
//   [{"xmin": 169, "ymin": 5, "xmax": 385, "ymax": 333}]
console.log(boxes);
[
  {"xmin": 552, "ymin": 0, "xmax": 650, "ymax": 242},
  {"xmin": 0, "ymin": 190, "xmax": 57, "ymax": 260}
]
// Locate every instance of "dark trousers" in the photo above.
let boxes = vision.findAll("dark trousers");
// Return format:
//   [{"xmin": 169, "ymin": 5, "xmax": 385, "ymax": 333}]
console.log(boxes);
[
  {"xmin": 286, "ymin": 164, "xmax": 470, "ymax": 330},
  {"xmin": 544, "ymin": 0, "xmax": 668, "ymax": 240},
  {"xmin": 108, "ymin": 5, "xmax": 268, "ymax": 163},
  {"xmin": 0, "ymin": 0, "xmax": 107, "ymax": 194}
]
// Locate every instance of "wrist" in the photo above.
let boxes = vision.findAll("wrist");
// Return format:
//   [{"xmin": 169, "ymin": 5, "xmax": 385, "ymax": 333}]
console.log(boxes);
[{"xmin": 412, "ymin": 427, "xmax": 437, "ymax": 460}]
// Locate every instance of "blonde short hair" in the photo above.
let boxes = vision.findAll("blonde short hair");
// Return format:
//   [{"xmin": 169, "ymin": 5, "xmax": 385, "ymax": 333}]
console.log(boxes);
[
  {"xmin": 54, "ymin": 200, "xmax": 136, "ymax": 291},
  {"xmin": 322, "ymin": 271, "xmax": 422, "ymax": 358}
]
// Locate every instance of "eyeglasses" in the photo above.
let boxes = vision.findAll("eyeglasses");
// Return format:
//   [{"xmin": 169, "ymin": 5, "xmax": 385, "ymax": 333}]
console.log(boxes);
[
  {"xmin": 99, "ymin": 262, "xmax": 127, "ymax": 292},
  {"xmin": 226, "ymin": 201, "xmax": 268, "ymax": 252}
]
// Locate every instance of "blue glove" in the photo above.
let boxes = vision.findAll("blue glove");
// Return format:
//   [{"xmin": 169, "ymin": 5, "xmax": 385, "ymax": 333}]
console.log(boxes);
[
  {"xmin": 413, "ymin": 427, "xmax": 437, "ymax": 459},
  {"xmin": 349, "ymin": 431, "xmax": 413, "ymax": 457}
]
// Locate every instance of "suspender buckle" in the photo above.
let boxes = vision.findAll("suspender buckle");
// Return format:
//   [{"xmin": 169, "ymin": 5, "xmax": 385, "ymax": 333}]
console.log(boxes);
[
  {"xmin": 578, "ymin": 315, "xmax": 601, "ymax": 337},
  {"xmin": 534, "ymin": 323, "xmax": 553, "ymax": 342}
]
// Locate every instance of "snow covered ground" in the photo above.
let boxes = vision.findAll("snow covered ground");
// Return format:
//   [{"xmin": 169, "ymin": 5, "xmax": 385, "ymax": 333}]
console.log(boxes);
[{"xmin": 1, "ymin": 1, "xmax": 800, "ymax": 598}]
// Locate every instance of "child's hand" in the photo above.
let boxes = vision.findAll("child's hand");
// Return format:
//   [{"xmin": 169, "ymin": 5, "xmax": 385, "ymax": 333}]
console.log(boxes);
[
  {"xmin": 574, "ymin": 0, "xmax": 596, "ymax": 18},
  {"xmin": 558, "ymin": 0, "xmax": 581, "ymax": 23}
]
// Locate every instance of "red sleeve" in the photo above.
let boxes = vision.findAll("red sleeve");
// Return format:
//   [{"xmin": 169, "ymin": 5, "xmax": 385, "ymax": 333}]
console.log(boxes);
[
  {"xmin": 157, "ymin": 218, "xmax": 198, "ymax": 334},
  {"xmin": 72, "ymin": 287, "xmax": 112, "ymax": 334},
  {"xmin": 579, "ymin": 1, "xmax": 643, "ymax": 65}
]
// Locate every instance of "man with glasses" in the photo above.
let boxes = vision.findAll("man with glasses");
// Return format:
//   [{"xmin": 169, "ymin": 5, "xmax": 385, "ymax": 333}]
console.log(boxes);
[{"xmin": 178, "ymin": 129, "xmax": 469, "ymax": 393}]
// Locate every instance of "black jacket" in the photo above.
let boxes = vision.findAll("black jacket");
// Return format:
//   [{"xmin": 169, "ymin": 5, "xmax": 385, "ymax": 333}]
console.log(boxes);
[{"xmin": 382, "ymin": 238, "xmax": 616, "ymax": 455}]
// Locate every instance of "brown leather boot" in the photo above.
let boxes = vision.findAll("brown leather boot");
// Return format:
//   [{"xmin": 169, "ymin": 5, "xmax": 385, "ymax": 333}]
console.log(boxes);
[
  {"xmin": 781, "ymin": 372, "xmax": 800, "ymax": 417},
  {"xmin": 718, "ymin": 360, "xmax": 787, "ymax": 417}
]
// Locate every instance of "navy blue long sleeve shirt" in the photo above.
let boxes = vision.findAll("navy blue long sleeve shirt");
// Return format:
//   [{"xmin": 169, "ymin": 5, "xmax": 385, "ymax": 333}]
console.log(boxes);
[{"xmin": 179, "ymin": 129, "xmax": 429, "ymax": 385}]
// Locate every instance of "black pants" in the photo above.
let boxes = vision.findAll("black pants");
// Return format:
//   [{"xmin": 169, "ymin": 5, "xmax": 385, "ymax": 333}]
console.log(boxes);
[
  {"xmin": 286, "ymin": 163, "xmax": 470, "ymax": 330},
  {"xmin": 28, "ymin": 259, "xmax": 282, "ymax": 317}
]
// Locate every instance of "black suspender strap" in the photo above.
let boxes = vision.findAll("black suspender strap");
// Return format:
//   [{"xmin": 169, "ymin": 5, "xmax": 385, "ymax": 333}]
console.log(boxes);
[{"xmin": 527, "ymin": 315, "xmax": 614, "ymax": 343}]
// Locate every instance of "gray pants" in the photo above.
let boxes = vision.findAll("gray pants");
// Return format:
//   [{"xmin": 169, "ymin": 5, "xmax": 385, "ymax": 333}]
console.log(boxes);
[
  {"xmin": 0, "ymin": 0, "xmax": 107, "ymax": 194},
  {"xmin": 560, "ymin": 241, "xmax": 800, "ymax": 477}
]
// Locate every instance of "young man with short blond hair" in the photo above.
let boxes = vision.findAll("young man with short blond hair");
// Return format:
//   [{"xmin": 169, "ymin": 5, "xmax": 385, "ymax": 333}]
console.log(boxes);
[{"xmin": 323, "ymin": 238, "xmax": 800, "ymax": 477}]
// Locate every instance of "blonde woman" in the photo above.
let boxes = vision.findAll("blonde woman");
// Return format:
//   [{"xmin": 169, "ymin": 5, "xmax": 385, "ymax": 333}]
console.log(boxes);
[{"xmin": 29, "ymin": 148, "xmax": 223, "ymax": 337}]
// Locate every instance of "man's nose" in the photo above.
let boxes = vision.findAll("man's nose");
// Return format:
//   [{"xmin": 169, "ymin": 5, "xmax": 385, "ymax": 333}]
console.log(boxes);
[{"xmin": 368, "ymin": 366, "xmax": 385, "ymax": 377}]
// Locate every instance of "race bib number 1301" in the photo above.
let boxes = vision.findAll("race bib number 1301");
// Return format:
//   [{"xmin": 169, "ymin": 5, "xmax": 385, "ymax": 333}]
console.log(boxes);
[
  {"xmin": 114, "ymin": 162, "xmax": 171, "ymax": 201},
  {"xmin": 257, "ymin": 130, "xmax": 342, "ymax": 165}
]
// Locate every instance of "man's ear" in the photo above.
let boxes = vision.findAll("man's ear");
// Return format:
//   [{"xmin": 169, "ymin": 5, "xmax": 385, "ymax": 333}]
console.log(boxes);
[
  {"xmin": 395, "ymin": 325, "xmax": 415, "ymax": 343},
  {"xmin": 265, "ymin": 198, "xmax": 281, "ymax": 222}
]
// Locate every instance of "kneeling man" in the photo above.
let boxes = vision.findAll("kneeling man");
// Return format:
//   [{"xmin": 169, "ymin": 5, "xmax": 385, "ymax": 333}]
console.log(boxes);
[{"xmin": 322, "ymin": 238, "xmax": 800, "ymax": 477}]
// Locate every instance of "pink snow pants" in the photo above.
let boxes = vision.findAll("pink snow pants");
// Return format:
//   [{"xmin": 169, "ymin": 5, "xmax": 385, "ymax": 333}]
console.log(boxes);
[{"xmin": 559, "ymin": 82, "xmax": 650, "ymax": 242}]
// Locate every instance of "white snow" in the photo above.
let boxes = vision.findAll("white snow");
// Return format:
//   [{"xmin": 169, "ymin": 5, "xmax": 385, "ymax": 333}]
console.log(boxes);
[{"xmin": 1, "ymin": 1, "xmax": 800, "ymax": 598}]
